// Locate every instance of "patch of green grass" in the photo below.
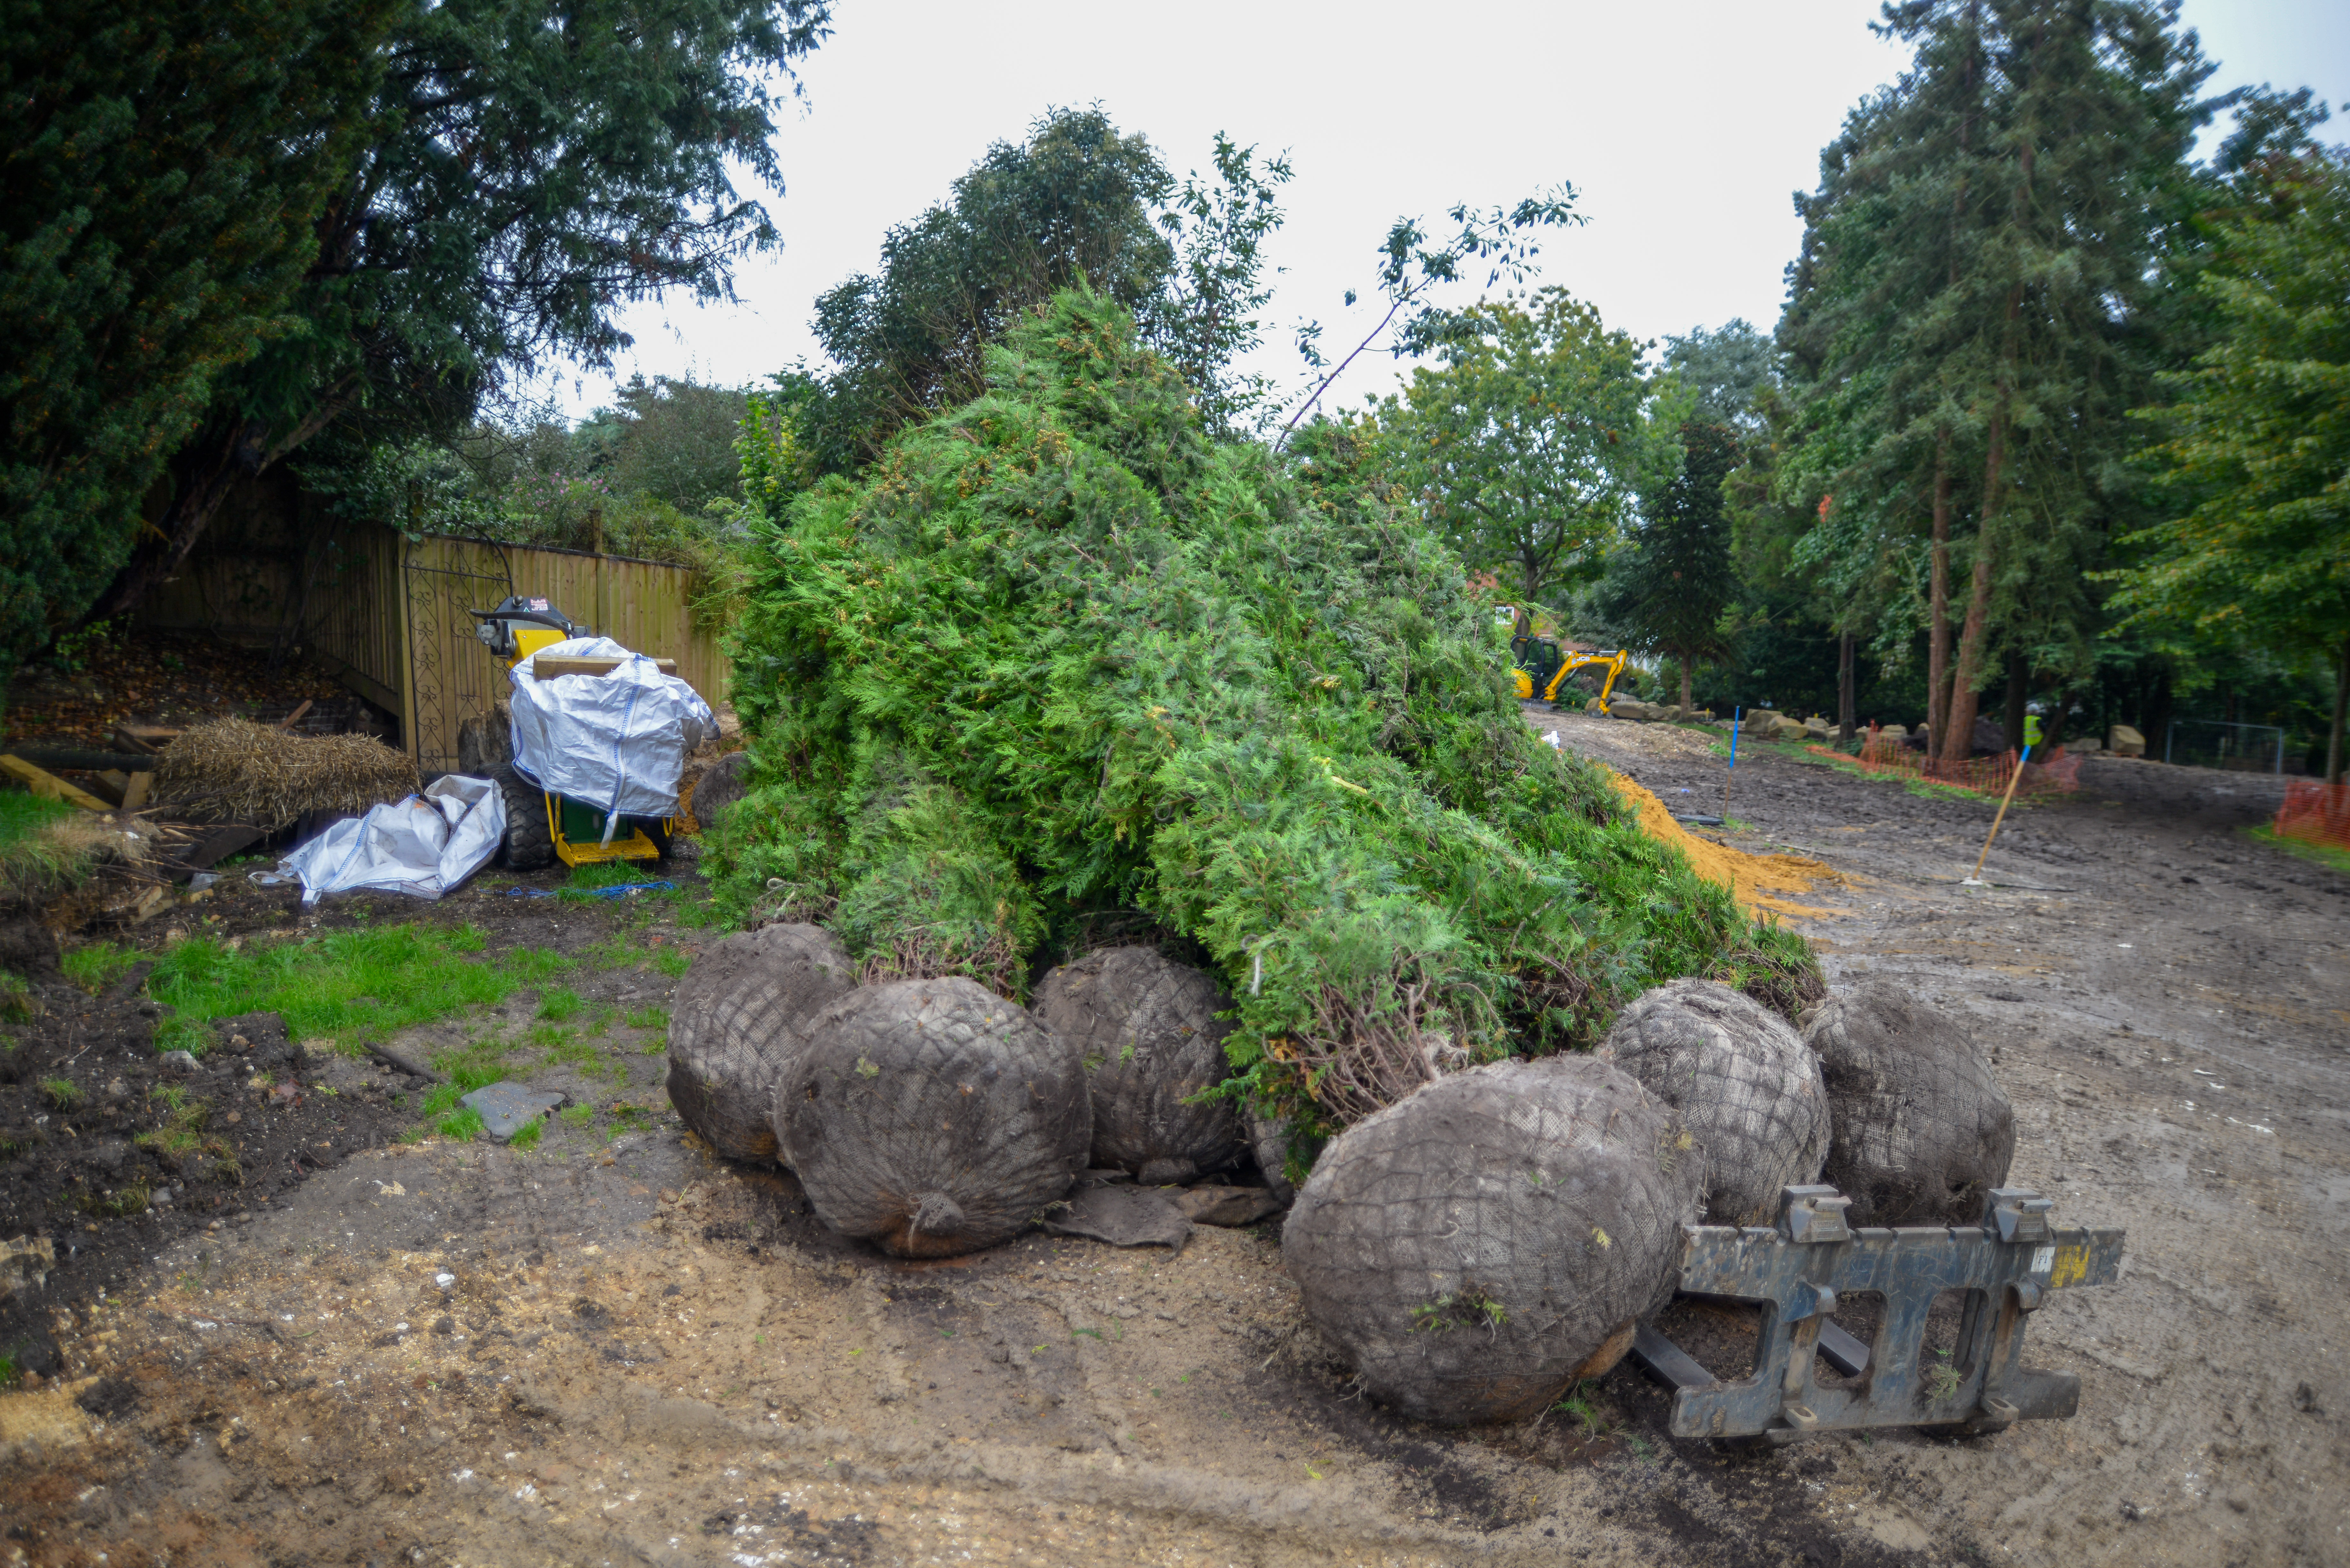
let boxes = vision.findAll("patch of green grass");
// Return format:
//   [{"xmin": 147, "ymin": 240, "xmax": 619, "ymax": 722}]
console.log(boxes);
[
  {"xmin": 0, "ymin": 1352, "xmax": 18, "ymax": 1388},
  {"xmin": 507, "ymin": 1118, "xmax": 543, "ymax": 1150},
  {"xmin": 147, "ymin": 924, "xmax": 524, "ymax": 1055},
  {"xmin": 136, "ymin": 1096, "xmax": 211, "ymax": 1156},
  {"xmin": 40, "ymin": 1077, "xmax": 77, "ymax": 1111},
  {"xmin": 60, "ymin": 940, "xmax": 139, "ymax": 996},
  {"xmin": 623, "ymin": 1005, "xmax": 669, "ymax": 1031},
  {"xmin": 0, "ymin": 791, "xmax": 92, "ymax": 897},
  {"xmin": 0, "ymin": 972, "xmax": 35, "ymax": 1023},
  {"xmin": 654, "ymin": 947, "xmax": 691, "ymax": 978},
  {"xmin": 82, "ymin": 1181, "xmax": 151, "ymax": 1218},
  {"xmin": 539, "ymin": 1033, "xmax": 607, "ymax": 1074},
  {"xmin": 2247, "ymin": 823, "xmax": 2350, "ymax": 876},
  {"xmin": 535, "ymin": 987, "xmax": 584, "ymax": 1022},
  {"xmin": 500, "ymin": 945, "xmax": 573, "ymax": 983},
  {"xmin": 559, "ymin": 1103, "xmax": 596, "ymax": 1127},
  {"xmin": 526, "ymin": 1022, "xmax": 572, "ymax": 1051},
  {"xmin": 435, "ymin": 1106, "xmax": 486, "ymax": 1141},
  {"xmin": 608, "ymin": 1103, "xmax": 653, "ymax": 1133}
]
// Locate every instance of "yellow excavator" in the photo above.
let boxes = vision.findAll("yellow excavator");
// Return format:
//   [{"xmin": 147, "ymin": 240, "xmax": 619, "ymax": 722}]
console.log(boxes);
[
  {"xmin": 1511, "ymin": 635, "xmax": 1629, "ymax": 708},
  {"xmin": 460, "ymin": 596, "xmax": 677, "ymax": 871}
]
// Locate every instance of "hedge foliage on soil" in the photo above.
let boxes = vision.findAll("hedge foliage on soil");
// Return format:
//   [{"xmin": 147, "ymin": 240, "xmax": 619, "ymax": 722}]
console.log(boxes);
[{"xmin": 710, "ymin": 286, "xmax": 1816, "ymax": 1135}]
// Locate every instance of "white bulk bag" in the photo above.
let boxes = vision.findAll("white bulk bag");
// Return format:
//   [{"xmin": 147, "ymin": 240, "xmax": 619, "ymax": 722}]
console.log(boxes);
[
  {"xmin": 280, "ymin": 774, "xmax": 507, "ymax": 906},
  {"xmin": 507, "ymin": 636, "xmax": 716, "ymax": 824}
]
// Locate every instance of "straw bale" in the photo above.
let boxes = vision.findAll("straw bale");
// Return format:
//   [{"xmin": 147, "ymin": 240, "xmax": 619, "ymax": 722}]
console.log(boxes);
[{"xmin": 150, "ymin": 718, "xmax": 419, "ymax": 829}]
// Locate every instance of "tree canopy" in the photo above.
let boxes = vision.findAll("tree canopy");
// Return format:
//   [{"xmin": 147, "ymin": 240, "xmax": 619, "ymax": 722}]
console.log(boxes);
[
  {"xmin": 1375, "ymin": 288, "xmax": 1665, "ymax": 612},
  {"xmin": 0, "ymin": 0, "xmax": 392, "ymax": 678},
  {"xmin": 2106, "ymin": 152, "xmax": 2350, "ymax": 779},
  {"xmin": 84, "ymin": 0, "xmax": 833, "ymax": 628}
]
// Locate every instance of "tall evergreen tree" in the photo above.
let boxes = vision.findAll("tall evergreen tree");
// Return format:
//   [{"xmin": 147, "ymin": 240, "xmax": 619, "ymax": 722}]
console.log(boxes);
[
  {"xmin": 1596, "ymin": 422, "xmax": 1743, "ymax": 711},
  {"xmin": 0, "ymin": 0, "xmax": 392, "ymax": 678},
  {"xmin": 1779, "ymin": 0, "xmax": 2216, "ymax": 760}
]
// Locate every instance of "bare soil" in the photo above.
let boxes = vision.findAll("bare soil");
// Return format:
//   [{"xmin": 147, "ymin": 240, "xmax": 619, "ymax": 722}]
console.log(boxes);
[{"xmin": 2, "ymin": 714, "xmax": 2346, "ymax": 1568}]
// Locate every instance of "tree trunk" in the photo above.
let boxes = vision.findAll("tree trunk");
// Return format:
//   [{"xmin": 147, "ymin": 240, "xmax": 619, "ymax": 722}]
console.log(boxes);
[
  {"xmin": 1927, "ymin": 433, "xmax": 1953, "ymax": 754},
  {"xmin": 1680, "ymin": 654, "xmax": 1693, "ymax": 714},
  {"xmin": 2329, "ymin": 631, "xmax": 2348, "ymax": 786},
  {"xmin": 1837, "ymin": 631, "xmax": 1856, "ymax": 744},
  {"xmin": 2003, "ymin": 657, "xmax": 2028, "ymax": 757},
  {"xmin": 93, "ymin": 380, "xmax": 355, "ymax": 622},
  {"xmin": 1940, "ymin": 428, "xmax": 2005, "ymax": 762},
  {"xmin": 93, "ymin": 417, "xmax": 270, "ymax": 619}
]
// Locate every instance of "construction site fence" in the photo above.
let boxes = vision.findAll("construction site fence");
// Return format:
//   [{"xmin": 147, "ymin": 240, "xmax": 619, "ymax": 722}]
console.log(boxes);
[
  {"xmin": 2273, "ymin": 780, "xmax": 2350, "ymax": 852},
  {"xmin": 1805, "ymin": 727, "xmax": 2083, "ymax": 796}
]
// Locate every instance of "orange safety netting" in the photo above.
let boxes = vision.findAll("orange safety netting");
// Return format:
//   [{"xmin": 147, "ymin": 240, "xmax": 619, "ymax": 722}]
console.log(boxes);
[
  {"xmin": 1806, "ymin": 726, "xmax": 2082, "ymax": 797},
  {"xmin": 2274, "ymin": 780, "xmax": 2350, "ymax": 851}
]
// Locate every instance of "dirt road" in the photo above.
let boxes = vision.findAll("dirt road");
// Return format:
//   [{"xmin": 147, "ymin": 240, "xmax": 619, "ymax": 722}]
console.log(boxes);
[{"xmin": 2, "ymin": 717, "xmax": 2344, "ymax": 1567}]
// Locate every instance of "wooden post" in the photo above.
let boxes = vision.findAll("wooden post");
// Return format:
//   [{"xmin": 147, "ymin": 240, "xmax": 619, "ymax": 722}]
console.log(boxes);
[{"xmin": 1965, "ymin": 743, "xmax": 2032, "ymax": 886}]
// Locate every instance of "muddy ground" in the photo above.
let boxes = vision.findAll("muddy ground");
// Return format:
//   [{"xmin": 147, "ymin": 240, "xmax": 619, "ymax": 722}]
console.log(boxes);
[{"xmin": 1, "ymin": 717, "xmax": 2345, "ymax": 1567}]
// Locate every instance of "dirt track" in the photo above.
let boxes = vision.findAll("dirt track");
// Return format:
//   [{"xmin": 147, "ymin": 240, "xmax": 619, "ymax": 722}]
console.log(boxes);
[{"xmin": 2, "ymin": 715, "xmax": 2346, "ymax": 1568}]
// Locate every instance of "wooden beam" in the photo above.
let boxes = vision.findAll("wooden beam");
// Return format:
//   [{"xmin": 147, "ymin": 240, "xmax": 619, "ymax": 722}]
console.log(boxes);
[
  {"xmin": 531, "ymin": 655, "xmax": 678, "ymax": 680},
  {"xmin": 0, "ymin": 754, "xmax": 116, "ymax": 811}
]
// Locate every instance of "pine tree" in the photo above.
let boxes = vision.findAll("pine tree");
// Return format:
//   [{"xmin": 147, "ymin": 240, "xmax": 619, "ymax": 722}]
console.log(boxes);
[
  {"xmin": 1779, "ymin": 0, "xmax": 2215, "ymax": 759},
  {"xmin": 1596, "ymin": 423, "xmax": 1742, "ymax": 711}
]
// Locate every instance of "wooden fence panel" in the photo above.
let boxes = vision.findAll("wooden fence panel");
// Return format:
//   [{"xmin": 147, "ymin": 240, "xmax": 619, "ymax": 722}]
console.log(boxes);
[
  {"xmin": 135, "ymin": 514, "xmax": 724, "ymax": 773},
  {"xmin": 400, "ymin": 534, "xmax": 724, "ymax": 772}
]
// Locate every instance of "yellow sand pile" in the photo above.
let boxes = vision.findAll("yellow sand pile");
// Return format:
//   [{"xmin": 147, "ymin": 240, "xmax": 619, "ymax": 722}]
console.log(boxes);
[{"xmin": 1607, "ymin": 768, "xmax": 1841, "ymax": 920}]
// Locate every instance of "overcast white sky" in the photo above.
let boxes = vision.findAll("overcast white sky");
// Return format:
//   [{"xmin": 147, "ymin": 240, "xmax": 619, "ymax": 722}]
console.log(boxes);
[{"xmin": 545, "ymin": 0, "xmax": 2350, "ymax": 422}]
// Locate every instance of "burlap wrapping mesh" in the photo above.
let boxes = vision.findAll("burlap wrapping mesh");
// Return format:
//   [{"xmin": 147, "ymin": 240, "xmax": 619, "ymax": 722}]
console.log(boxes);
[
  {"xmin": 1032, "ymin": 946, "xmax": 1247, "ymax": 1185},
  {"xmin": 1802, "ymin": 980, "xmax": 2015, "ymax": 1225},
  {"xmin": 1282, "ymin": 1057, "xmax": 1701, "ymax": 1426},
  {"xmin": 1599, "ymin": 977, "xmax": 1831, "ymax": 1225},
  {"xmin": 664, "ymin": 924, "xmax": 855, "ymax": 1162},
  {"xmin": 774, "ymin": 976, "xmax": 1091, "ymax": 1258}
]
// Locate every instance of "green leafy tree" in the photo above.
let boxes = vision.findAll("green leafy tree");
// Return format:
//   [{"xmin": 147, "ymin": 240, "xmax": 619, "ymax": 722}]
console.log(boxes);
[
  {"xmin": 0, "ymin": 0, "xmax": 393, "ymax": 679},
  {"xmin": 1663, "ymin": 320, "xmax": 1776, "ymax": 430},
  {"xmin": 97, "ymin": 0, "xmax": 834, "ymax": 620},
  {"xmin": 796, "ymin": 109, "xmax": 1295, "ymax": 466},
  {"xmin": 1377, "ymin": 288, "xmax": 1664, "ymax": 613},
  {"xmin": 2107, "ymin": 152, "xmax": 2350, "ymax": 781},
  {"xmin": 1595, "ymin": 423, "xmax": 1742, "ymax": 711},
  {"xmin": 586, "ymin": 375, "xmax": 753, "ymax": 515},
  {"xmin": 1283, "ymin": 191, "xmax": 1583, "ymax": 438}
]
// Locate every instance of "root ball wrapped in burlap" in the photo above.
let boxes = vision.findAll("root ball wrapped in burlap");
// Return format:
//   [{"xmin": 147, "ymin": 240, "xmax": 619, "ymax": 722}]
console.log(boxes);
[
  {"xmin": 773, "ymin": 976, "xmax": 1091, "ymax": 1258},
  {"xmin": 1801, "ymin": 981, "xmax": 2015, "ymax": 1225},
  {"xmin": 665, "ymin": 924, "xmax": 855, "ymax": 1162},
  {"xmin": 1598, "ymin": 977, "xmax": 1830, "ymax": 1225},
  {"xmin": 1282, "ymin": 1057, "xmax": 1702, "ymax": 1426},
  {"xmin": 1032, "ymin": 947, "xmax": 1246, "ymax": 1186}
]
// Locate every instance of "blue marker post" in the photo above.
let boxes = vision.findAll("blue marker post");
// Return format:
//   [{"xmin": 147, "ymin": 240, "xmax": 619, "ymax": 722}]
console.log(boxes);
[
  {"xmin": 1725, "ymin": 706, "xmax": 1740, "ymax": 813},
  {"xmin": 1963, "ymin": 741, "xmax": 2031, "ymax": 886}
]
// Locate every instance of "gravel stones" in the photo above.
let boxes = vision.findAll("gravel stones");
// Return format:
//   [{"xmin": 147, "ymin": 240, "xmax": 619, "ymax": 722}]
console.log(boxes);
[
  {"xmin": 1598, "ymin": 977, "xmax": 1831, "ymax": 1225},
  {"xmin": 1282, "ymin": 1056, "xmax": 1702, "ymax": 1425},
  {"xmin": 665, "ymin": 923, "xmax": 856, "ymax": 1162}
]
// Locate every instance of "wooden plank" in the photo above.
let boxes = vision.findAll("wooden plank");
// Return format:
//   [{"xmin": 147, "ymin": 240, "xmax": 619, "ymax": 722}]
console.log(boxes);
[
  {"xmin": 116, "ymin": 723, "xmax": 180, "ymax": 751},
  {"xmin": 121, "ymin": 772, "xmax": 152, "ymax": 813},
  {"xmin": 531, "ymin": 655, "xmax": 678, "ymax": 679},
  {"xmin": 93, "ymin": 771, "xmax": 131, "ymax": 807},
  {"xmin": 0, "ymin": 755, "xmax": 115, "ymax": 811}
]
